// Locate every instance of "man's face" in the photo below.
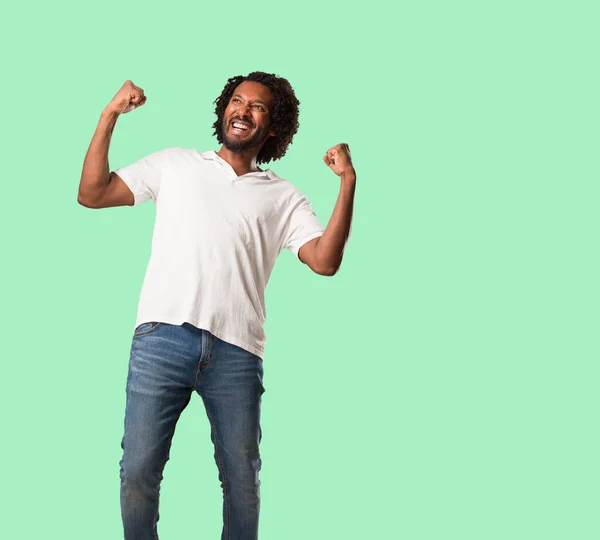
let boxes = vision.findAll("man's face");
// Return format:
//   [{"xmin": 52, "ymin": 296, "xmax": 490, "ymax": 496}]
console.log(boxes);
[{"xmin": 221, "ymin": 81, "xmax": 276, "ymax": 153}]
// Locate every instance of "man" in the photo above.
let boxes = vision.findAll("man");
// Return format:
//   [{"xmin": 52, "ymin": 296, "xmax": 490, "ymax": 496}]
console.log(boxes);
[{"xmin": 77, "ymin": 72, "xmax": 355, "ymax": 540}]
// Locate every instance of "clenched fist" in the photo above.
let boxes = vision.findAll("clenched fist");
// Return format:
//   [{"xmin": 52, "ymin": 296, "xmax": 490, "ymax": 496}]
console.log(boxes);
[
  {"xmin": 323, "ymin": 143, "xmax": 355, "ymax": 178},
  {"xmin": 105, "ymin": 80, "xmax": 147, "ymax": 116}
]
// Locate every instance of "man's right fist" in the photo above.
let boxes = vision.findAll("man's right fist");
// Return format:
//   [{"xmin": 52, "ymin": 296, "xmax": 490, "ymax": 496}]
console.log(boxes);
[{"xmin": 106, "ymin": 80, "xmax": 147, "ymax": 115}]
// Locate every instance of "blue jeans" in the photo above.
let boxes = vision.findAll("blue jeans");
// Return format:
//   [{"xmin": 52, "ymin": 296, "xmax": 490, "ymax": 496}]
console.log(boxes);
[{"xmin": 119, "ymin": 322, "xmax": 265, "ymax": 540}]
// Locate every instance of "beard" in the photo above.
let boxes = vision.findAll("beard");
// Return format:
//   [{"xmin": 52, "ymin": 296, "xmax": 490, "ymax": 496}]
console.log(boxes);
[{"xmin": 221, "ymin": 117, "xmax": 269, "ymax": 153}]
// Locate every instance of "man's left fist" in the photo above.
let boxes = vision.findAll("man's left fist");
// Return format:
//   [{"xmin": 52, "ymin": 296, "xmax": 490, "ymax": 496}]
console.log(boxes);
[{"xmin": 323, "ymin": 143, "xmax": 355, "ymax": 177}]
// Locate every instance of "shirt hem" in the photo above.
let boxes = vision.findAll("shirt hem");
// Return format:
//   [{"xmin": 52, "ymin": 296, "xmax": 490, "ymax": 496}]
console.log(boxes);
[
  {"xmin": 290, "ymin": 231, "xmax": 325, "ymax": 260},
  {"xmin": 135, "ymin": 315, "xmax": 265, "ymax": 360}
]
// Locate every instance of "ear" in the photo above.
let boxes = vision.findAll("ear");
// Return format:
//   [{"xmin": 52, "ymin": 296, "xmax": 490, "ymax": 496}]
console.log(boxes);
[{"xmin": 266, "ymin": 118, "xmax": 276, "ymax": 138}]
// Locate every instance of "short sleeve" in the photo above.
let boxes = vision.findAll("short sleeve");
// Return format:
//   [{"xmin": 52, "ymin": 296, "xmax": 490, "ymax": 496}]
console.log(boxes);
[
  {"xmin": 113, "ymin": 148, "xmax": 168, "ymax": 205},
  {"xmin": 283, "ymin": 194, "xmax": 325, "ymax": 259}
]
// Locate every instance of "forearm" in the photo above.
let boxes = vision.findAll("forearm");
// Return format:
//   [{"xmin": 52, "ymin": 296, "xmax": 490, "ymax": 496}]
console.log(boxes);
[
  {"xmin": 77, "ymin": 109, "xmax": 120, "ymax": 205},
  {"xmin": 315, "ymin": 170, "xmax": 356, "ymax": 273}
]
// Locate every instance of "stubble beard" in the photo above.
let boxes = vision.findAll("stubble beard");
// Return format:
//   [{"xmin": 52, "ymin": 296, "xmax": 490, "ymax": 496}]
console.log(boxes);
[{"xmin": 221, "ymin": 117, "xmax": 268, "ymax": 153}]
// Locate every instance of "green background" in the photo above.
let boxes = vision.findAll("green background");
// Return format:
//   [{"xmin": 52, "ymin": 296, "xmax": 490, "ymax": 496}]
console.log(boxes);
[{"xmin": 1, "ymin": 0, "xmax": 598, "ymax": 538}]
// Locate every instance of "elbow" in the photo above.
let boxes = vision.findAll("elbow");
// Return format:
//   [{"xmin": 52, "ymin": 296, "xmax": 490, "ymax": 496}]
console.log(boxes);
[
  {"xmin": 77, "ymin": 190, "xmax": 98, "ymax": 208},
  {"xmin": 77, "ymin": 195, "xmax": 94, "ymax": 208},
  {"xmin": 77, "ymin": 179, "xmax": 104, "ymax": 208},
  {"xmin": 315, "ymin": 264, "xmax": 340, "ymax": 277}
]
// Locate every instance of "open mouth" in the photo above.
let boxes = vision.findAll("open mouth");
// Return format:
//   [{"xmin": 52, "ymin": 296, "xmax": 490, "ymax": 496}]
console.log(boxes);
[{"xmin": 230, "ymin": 119, "xmax": 253, "ymax": 133}]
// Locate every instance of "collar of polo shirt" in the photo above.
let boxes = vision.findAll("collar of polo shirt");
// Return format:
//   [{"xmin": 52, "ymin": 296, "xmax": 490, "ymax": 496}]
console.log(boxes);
[{"xmin": 198, "ymin": 150, "xmax": 275, "ymax": 181}]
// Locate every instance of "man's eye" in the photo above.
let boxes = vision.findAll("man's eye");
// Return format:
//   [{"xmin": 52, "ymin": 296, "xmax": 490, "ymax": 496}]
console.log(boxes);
[
  {"xmin": 232, "ymin": 98, "xmax": 240, "ymax": 103},
  {"xmin": 253, "ymin": 105, "xmax": 264, "ymax": 110}
]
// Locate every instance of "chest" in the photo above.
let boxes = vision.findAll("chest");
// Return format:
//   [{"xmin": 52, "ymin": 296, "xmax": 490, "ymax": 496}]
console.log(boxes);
[{"xmin": 157, "ymin": 171, "xmax": 289, "ymax": 248}]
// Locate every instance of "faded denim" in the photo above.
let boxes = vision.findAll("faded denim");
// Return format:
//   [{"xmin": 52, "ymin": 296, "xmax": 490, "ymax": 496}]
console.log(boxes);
[{"xmin": 119, "ymin": 321, "xmax": 265, "ymax": 539}]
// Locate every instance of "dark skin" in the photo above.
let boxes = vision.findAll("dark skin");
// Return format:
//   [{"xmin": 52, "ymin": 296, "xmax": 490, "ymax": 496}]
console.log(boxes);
[
  {"xmin": 216, "ymin": 80, "xmax": 356, "ymax": 276},
  {"xmin": 217, "ymin": 81, "xmax": 276, "ymax": 177},
  {"xmin": 78, "ymin": 78, "xmax": 355, "ymax": 275}
]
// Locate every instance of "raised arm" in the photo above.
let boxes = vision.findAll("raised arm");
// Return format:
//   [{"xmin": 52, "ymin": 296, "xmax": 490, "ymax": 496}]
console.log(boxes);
[
  {"xmin": 77, "ymin": 80, "xmax": 146, "ymax": 209},
  {"xmin": 298, "ymin": 143, "xmax": 356, "ymax": 276}
]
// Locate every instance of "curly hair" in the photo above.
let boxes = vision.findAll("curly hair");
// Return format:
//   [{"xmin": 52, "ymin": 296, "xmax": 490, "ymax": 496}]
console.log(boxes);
[{"xmin": 212, "ymin": 71, "xmax": 300, "ymax": 164}]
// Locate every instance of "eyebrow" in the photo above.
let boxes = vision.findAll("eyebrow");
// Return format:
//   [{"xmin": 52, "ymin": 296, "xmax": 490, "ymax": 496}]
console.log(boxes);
[{"xmin": 232, "ymin": 94, "xmax": 268, "ymax": 106}]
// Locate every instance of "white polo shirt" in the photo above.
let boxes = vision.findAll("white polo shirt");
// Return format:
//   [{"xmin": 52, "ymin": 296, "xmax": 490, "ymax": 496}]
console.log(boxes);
[{"xmin": 114, "ymin": 147, "xmax": 325, "ymax": 359}]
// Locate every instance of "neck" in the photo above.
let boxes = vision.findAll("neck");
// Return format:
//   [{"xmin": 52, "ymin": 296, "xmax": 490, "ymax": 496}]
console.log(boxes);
[{"xmin": 216, "ymin": 146, "xmax": 262, "ymax": 176}]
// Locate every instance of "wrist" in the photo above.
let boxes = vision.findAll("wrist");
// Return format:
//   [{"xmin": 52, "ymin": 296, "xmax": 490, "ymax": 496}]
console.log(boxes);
[
  {"xmin": 340, "ymin": 169, "xmax": 356, "ymax": 183},
  {"xmin": 101, "ymin": 107, "xmax": 121, "ymax": 121}
]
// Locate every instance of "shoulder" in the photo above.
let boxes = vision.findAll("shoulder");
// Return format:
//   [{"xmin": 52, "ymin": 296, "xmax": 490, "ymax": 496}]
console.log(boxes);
[
  {"xmin": 157, "ymin": 147, "xmax": 213, "ymax": 168},
  {"xmin": 151, "ymin": 146, "xmax": 206, "ymax": 158},
  {"xmin": 264, "ymin": 169, "xmax": 306, "ymax": 199},
  {"xmin": 161, "ymin": 146, "xmax": 199, "ymax": 158}
]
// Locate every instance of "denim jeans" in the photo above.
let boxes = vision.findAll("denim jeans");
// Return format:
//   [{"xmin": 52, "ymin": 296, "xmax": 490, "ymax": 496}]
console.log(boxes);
[{"xmin": 119, "ymin": 321, "xmax": 265, "ymax": 540}]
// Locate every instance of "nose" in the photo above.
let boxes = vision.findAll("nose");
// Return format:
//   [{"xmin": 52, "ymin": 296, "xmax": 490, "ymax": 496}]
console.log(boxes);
[{"xmin": 235, "ymin": 102, "xmax": 251, "ymax": 117}]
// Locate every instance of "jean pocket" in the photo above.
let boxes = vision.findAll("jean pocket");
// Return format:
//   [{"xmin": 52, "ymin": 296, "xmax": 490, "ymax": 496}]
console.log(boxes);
[{"xmin": 133, "ymin": 321, "xmax": 162, "ymax": 338}]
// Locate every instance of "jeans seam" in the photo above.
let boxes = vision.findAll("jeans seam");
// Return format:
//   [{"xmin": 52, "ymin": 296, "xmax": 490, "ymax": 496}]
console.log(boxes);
[
  {"xmin": 193, "ymin": 359, "xmax": 202, "ymax": 389},
  {"xmin": 200, "ymin": 395, "xmax": 230, "ymax": 540},
  {"xmin": 133, "ymin": 322, "xmax": 162, "ymax": 338},
  {"xmin": 202, "ymin": 331, "xmax": 215, "ymax": 368},
  {"xmin": 194, "ymin": 332, "xmax": 215, "ymax": 389},
  {"xmin": 150, "ymin": 393, "xmax": 191, "ymax": 535}
]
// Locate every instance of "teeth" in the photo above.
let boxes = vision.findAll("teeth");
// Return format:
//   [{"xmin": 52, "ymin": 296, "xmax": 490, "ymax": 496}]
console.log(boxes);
[{"xmin": 232, "ymin": 122, "xmax": 249, "ymax": 130}]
